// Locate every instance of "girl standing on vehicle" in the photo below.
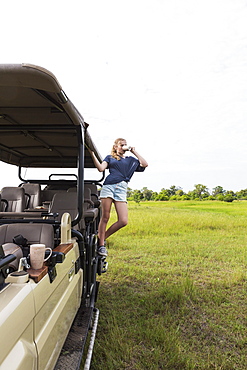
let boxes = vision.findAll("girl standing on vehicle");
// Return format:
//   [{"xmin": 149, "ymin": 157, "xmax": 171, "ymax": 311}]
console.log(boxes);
[{"xmin": 89, "ymin": 138, "xmax": 148, "ymax": 257}]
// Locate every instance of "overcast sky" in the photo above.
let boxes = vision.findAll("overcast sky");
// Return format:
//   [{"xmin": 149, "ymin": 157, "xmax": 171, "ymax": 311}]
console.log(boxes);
[{"xmin": 1, "ymin": 0, "xmax": 247, "ymax": 193}]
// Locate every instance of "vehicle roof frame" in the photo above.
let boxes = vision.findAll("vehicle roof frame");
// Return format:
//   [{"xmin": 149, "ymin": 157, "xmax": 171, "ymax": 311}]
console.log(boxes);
[{"xmin": 0, "ymin": 63, "xmax": 104, "ymax": 227}]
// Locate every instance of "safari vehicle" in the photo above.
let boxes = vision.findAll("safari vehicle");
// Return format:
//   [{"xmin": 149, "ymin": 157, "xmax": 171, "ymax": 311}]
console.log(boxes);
[{"xmin": 0, "ymin": 64, "xmax": 106, "ymax": 369}]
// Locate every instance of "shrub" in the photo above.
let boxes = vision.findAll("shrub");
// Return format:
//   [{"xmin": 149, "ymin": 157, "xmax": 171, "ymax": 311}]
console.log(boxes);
[
  {"xmin": 223, "ymin": 194, "xmax": 235, "ymax": 202},
  {"xmin": 207, "ymin": 195, "xmax": 216, "ymax": 200},
  {"xmin": 181, "ymin": 194, "xmax": 191, "ymax": 200}
]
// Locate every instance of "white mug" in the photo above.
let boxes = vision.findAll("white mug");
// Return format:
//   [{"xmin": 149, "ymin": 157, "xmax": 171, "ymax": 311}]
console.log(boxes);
[
  {"xmin": 30, "ymin": 244, "xmax": 52, "ymax": 270},
  {"xmin": 122, "ymin": 145, "xmax": 131, "ymax": 151}
]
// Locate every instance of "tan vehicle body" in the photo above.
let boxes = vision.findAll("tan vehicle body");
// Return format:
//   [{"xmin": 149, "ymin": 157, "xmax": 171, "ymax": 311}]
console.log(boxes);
[
  {"xmin": 0, "ymin": 64, "xmax": 105, "ymax": 369},
  {"xmin": 1, "ymin": 237, "xmax": 82, "ymax": 370}
]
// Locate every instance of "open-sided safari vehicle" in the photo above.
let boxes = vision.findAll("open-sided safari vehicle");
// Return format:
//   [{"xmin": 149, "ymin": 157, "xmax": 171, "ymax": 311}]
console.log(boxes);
[{"xmin": 0, "ymin": 64, "xmax": 106, "ymax": 369}]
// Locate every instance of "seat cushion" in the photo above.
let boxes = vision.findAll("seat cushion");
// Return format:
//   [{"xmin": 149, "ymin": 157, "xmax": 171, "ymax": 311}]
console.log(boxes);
[{"xmin": 0, "ymin": 223, "xmax": 54, "ymax": 249}]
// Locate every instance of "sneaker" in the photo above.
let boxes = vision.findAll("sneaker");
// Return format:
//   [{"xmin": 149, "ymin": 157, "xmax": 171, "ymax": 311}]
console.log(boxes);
[{"xmin": 97, "ymin": 246, "xmax": 108, "ymax": 257}]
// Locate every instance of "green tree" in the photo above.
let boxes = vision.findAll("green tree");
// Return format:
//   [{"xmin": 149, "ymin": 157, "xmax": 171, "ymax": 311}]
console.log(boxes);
[
  {"xmin": 141, "ymin": 187, "xmax": 153, "ymax": 201},
  {"xmin": 169, "ymin": 185, "xmax": 177, "ymax": 196},
  {"xmin": 127, "ymin": 187, "xmax": 133, "ymax": 199},
  {"xmin": 236, "ymin": 189, "xmax": 247, "ymax": 199},
  {"xmin": 223, "ymin": 190, "xmax": 236, "ymax": 202},
  {"xmin": 155, "ymin": 188, "xmax": 170, "ymax": 201},
  {"xmin": 133, "ymin": 189, "xmax": 142, "ymax": 204},
  {"xmin": 151, "ymin": 191, "xmax": 158, "ymax": 200},
  {"xmin": 191, "ymin": 184, "xmax": 209, "ymax": 200},
  {"xmin": 169, "ymin": 185, "xmax": 182, "ymax": 196},
  {"xmin": 176, "ymin": 189, "xmax": 184, "ymax": 197},
  {"xmin": 212, "ymin": 186, "xmax": 225, "ymax": 197}
]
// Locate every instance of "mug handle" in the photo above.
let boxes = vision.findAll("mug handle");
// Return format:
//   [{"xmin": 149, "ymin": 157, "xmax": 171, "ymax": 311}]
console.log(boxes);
[{"xmin": 44, "ymin": 247, "xmax": 53, "ymax": 261}]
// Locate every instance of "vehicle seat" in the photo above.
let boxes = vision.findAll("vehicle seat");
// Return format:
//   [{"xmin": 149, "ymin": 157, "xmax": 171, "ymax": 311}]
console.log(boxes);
[
  {"xmin": 0, "ymin": 187, "xmax": 25, "ymax": 212},
  {"xmin": 83, "ymin": 187, "xmax": 99, "ymax": 235},
  {"xmin": 0, "ymin": 223, "xmax": 54, "ymax": 249},
  {"xmin": 84, "ymin": 183, "xmax": 101, "ymax": 208},
  {"xmin": 49, "ymin": 192, "xmax": 78, "ymax": 222},
  {"xmin": 68, "ymin": 184, "xmax": 101, "ymax": 208},
  {"xmin": 21, "ymin": 183, "xmax": 41, "ymax": 209},
  {"xmin": 41, "ymin": 189, "xmax": 67, "ymax": 209}
]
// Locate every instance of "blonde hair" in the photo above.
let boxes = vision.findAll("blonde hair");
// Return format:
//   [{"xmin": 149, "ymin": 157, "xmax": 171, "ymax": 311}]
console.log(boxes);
[{"xmin": 111, "ymin": 138, "xmax": 126, "ymax": 160}]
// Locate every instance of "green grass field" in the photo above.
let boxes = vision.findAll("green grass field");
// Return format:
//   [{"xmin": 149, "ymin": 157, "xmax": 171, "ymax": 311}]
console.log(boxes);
[{"xmin": 90, "ymin": 201, "xmax": 247, "ymax": 369}]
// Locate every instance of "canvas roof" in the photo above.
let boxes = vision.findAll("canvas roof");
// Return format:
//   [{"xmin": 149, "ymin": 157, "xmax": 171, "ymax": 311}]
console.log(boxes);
[{"xmin": 0, "ymin": 64, "xmax": 101, "ymax": 168}]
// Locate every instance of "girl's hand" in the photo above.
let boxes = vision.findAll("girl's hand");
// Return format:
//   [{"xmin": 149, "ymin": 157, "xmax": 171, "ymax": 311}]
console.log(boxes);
[{"xmin": 130, "ymin": 148, "xmax": 148, "ymax": 167}]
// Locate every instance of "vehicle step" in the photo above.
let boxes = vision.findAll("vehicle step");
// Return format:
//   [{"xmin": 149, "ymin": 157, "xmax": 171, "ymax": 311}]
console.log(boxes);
[
  {"xmin": 97, "ymin": 256, "xmax": 108, "ymax": 275},
  {"xmin": 101, "ymin": 259, "xmax": 108, "ymax": 273},
  {"xmin": 54, "ymin": 305, "xmax": 94, "ymax": 370}
]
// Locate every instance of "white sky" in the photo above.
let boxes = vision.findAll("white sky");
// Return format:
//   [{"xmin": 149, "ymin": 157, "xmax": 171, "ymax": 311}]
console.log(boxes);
[{"xmin": 1, "ymin": 0, "xmax": 247, "ymax": 193}]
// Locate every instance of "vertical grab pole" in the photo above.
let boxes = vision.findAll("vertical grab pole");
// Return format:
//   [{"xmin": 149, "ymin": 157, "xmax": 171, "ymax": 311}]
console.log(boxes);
[{"xmin": 72, "ymin": 125, "xmax": 84, "ymax": 227}]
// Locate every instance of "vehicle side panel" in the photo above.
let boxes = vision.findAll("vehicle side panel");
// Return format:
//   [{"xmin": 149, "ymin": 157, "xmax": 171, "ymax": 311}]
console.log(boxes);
[
  {"xmin": 0, "ymin": 284, "xmax": 37, "ymax": 369},
  {"xmin": 32, "ymin": 243, "xmax": 83, "ymax": 369},
  {"xmin": 0, "ymin": 242, "xmax": 83, "ymax": 370}
]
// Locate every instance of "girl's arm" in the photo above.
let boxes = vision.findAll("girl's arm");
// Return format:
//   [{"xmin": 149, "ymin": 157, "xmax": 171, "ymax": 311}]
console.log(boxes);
[
  {"xmin": 88, "ymin": 149, "xmax": 108, "ymax": 172},
  {"xmin": 130, "ymin": 148, "xmax": 148, "ymax": 168}
]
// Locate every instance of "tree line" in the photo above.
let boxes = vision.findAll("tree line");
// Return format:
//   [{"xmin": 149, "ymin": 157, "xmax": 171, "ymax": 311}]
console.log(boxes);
[{"xmin": 127, "ymin": 184, "xmax": 247, "ymax": 203}]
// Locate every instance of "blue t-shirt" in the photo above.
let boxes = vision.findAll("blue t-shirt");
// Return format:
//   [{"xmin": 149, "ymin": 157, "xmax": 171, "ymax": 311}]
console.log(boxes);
[{"xmin": 103, "ymin": 155, "xmax": 145, "ymax": 185}]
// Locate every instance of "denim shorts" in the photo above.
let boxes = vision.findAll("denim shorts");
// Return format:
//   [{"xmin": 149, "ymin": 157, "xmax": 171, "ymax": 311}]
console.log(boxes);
[{"xmin": 100, "ymin": 181, "xmax": 128, "ymax": 202}]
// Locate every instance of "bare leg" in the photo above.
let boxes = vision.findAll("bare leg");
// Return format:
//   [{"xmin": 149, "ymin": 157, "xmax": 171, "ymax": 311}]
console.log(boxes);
[
  {"xmin": 98, "ymin": 198, "xmax": 113, "ymax": 246},
  {"xmin": 105, "ymin": 201, "xmax": 128, "ymax": 239}
]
